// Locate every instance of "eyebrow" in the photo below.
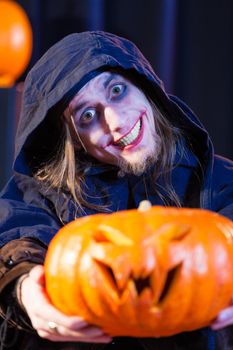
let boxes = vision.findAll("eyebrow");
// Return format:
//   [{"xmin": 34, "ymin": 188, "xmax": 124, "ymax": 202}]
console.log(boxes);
[
  {"xmin": 103, "ymin": 73, "xmax": 118, "ymax": 88},
  {"xmin": 70, "ymin": 73, "xmax": 120, "ymax": 115},
  {"xmin": 70, "ymin": 101, "xmax": 87, "ymax": 116}
]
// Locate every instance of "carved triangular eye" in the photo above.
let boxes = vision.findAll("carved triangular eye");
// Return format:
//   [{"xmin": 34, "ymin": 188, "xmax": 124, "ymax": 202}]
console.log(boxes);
[
  {"xmin": 93, "ymin": 231, "xmax": 112, "ymax": 243},
  {"xmin": 145, "ymin": 223, "xmax": 191, "ymax": 245},
  {"xmin": 93, "ymin": 224, "xmax": 133, "ymax": 246}
]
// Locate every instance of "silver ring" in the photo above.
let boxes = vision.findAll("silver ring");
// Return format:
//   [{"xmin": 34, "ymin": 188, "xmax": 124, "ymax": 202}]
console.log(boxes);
[{"xmin": 47, "ymin": 321, "xmax": 59, "ymax": 334}]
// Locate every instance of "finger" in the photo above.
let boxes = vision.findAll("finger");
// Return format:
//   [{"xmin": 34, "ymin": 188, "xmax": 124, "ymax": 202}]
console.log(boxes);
[
  {"xmin": 35, "ymin": 304, "xmax": 89, "ymax": 330},
  {"xmin": 22, "ymin": 268, "xmax": 90, "ymax": 331},
  {"xmin": 211, "ymin": 306, "xmax": 233, "ymax": 330},
  {"xmin": 31, "ymin": 303, "xmax": 90, "ymax": 331},
  {"xmin": 37, "ymin": 328, "xmax": 112, "ymax": 343},
  {"xmin": 30, "ymin": 315, "xmax": 88, "ymax": 333},
  {"xmin": 52, "ymin": 325, "xmax": 106, "ymax": 338},
  {"xmin": 34, "ymin": 318, "xmax": 106, "ymax": 338},
  {"xmin": 23, "ymin": 277, "xmax": 89, "ymax": 329}
]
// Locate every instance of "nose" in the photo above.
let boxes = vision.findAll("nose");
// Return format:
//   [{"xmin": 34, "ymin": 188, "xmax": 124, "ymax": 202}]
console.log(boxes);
[{"xmin": 103, "ymin": 106, "xmax": 124, "ymax": 133}]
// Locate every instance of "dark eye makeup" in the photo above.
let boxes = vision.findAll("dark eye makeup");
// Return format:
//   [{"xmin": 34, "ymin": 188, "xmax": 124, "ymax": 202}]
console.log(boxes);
[
  {"xmin": 73, "ymin": 78, "xmax": 129, "ymax": 128},
  {"xmin": 109, "ymin": 83, "xmax": 127, "ymax": 100}
]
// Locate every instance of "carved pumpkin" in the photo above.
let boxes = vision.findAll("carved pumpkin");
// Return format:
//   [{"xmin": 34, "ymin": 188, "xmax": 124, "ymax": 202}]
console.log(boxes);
[{"xmin": 44, "ymin": 206, "xmax": 233, "ymax": 337}]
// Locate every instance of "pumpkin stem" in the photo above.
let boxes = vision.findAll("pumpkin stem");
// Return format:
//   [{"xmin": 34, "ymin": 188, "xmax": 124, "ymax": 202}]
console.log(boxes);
[{"xmin": 138, "ymin": 200, "xmax": 152, "ymax": 211}]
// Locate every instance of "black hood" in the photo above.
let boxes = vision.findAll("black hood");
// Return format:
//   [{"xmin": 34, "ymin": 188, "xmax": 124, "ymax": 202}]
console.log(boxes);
[{"xmin": 14, "ymin": 31, "xmax": 213, "ymax": 175}]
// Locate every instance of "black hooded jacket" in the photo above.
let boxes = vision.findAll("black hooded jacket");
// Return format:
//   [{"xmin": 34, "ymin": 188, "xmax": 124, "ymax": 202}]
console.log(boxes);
[{"xmin": 1, "ymin": 31, "xmax": 233, "ymax": 350}]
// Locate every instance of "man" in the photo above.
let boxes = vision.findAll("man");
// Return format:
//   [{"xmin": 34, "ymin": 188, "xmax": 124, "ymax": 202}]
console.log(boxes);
[{"xmin": 0, "ymin": 31, "xmax": 233, "ymax": 350}]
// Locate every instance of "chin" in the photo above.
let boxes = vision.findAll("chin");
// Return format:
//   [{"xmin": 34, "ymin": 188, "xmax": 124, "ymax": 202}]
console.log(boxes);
[{"xmin": 118, "ymin": 151, "xmax": 157, "ymax": 176}]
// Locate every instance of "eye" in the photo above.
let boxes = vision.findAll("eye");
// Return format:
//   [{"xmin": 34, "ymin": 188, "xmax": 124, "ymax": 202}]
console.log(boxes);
[
  {"xmin": 79, "ymin": 108, "xmax": 96, "ymax": 125},
  {"xmin": 110, "ymin": 83, "xmax": 126, "ymax": 99}
]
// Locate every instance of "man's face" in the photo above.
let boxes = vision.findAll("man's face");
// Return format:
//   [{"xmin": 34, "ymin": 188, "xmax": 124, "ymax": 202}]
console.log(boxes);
[{"xmin": 67, "ymin": 72, "xmax": 161, "ymax": 175}]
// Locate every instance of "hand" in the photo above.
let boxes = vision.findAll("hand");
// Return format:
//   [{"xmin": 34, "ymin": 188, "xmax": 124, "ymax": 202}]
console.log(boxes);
[
  {"xmin": 19, "ymin": 265, "xmax": 112, "ymax": 343},
  {"xmin": 211, "ymin": 299, "xmax": 233, "ymax": 330}
]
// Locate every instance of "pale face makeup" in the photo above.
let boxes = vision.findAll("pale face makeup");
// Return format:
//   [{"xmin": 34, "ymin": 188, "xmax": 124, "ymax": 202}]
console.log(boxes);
[{"xmin": 66, "ymin": 72, "xmax": 161, "ymax": 175}]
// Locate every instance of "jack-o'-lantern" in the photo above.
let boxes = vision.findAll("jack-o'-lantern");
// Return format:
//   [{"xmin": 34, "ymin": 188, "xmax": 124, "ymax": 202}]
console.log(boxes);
[{"xmin": 44, "ymin": 205, "xmax": 233, "ymax": 337}]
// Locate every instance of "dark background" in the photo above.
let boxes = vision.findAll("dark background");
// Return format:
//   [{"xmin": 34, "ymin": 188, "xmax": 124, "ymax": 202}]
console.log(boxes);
[{"xmin": 1, "ymin": 0, "xmax": 233, "ymax": 190}]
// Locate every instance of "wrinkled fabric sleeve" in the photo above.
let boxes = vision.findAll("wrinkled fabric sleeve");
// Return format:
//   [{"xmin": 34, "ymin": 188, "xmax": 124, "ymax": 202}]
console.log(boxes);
[
  {"xmin": 0, "ymin": 237, "xmax": 47, "ymax": 295},
  {"xmin": 0, "ymin": 192, "xmax": 62, "ymax": 336},
  {"xmin": 0, "ymin": 196, "xmax": 61, "ymax": 306},
  {"xmin": 0, "ymin": 237, "xmax": 47, "ymax": 336},
  {"xmin": 211, "ymin": 155, "xmax": 233, "ymax": 220},
  {"xmin": 0, "ymin": 198, "xmax": 62, "ymax": 247}
]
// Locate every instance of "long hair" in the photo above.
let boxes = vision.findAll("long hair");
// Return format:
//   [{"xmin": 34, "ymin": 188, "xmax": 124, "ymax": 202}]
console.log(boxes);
[
  {"xmin": 34, "ymin": 97, "xmax": 183, "ymax": 215},
  {"xmin": 149, "ymin": 98, "xmax": 183, "ymax": 207}
]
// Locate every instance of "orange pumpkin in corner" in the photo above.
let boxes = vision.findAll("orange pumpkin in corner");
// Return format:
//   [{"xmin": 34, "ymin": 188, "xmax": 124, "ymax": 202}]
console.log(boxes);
[{"xmin": 44, "ymin": 205, "xmax": 233, "ymax": 337}]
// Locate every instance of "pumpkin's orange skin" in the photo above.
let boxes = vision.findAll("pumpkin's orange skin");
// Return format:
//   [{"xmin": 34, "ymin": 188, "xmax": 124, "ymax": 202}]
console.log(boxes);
[
  {"xmin": 0, "ymin": 1, "xmax": 33, "ymax": 87},
  {"xmin": 44, "ymin": 207, "xmax": 233, "ymax": 337}
]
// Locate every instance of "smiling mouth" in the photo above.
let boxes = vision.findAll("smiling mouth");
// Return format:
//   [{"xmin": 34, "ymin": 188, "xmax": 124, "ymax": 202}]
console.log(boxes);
[{"xmin": 113, "ymin": 118, "xmax": 142, "ymax": 148}]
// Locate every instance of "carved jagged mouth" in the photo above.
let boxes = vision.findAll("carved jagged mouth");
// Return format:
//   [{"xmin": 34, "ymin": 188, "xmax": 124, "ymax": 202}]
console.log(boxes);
[
  {"xmin": 157, "ymin": 264, "xmax": 182, "ymax": 303},
  {"xmin": 93, "ymin": 259, "xmax": 151, "ymax": 296},
  {"xmin": 93, "ymin": 259, "xmax": 182, "ymax": 302},
  {"xmin": 133, "ymin": 275, "xmax": 151, "ymax": 294},
  {"xmin": 114, "ymin": 118, "xmax": 142, "ymax": 147},
  {"xmin": 93, "ymin": 260, "xmax": 120, "ymax": 292}
]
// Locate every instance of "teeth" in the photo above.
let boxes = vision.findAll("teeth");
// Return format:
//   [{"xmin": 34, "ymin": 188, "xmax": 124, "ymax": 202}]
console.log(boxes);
[{"xmin": 116, "ymin": 119, "xmax": 141, "ymax": 147}]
